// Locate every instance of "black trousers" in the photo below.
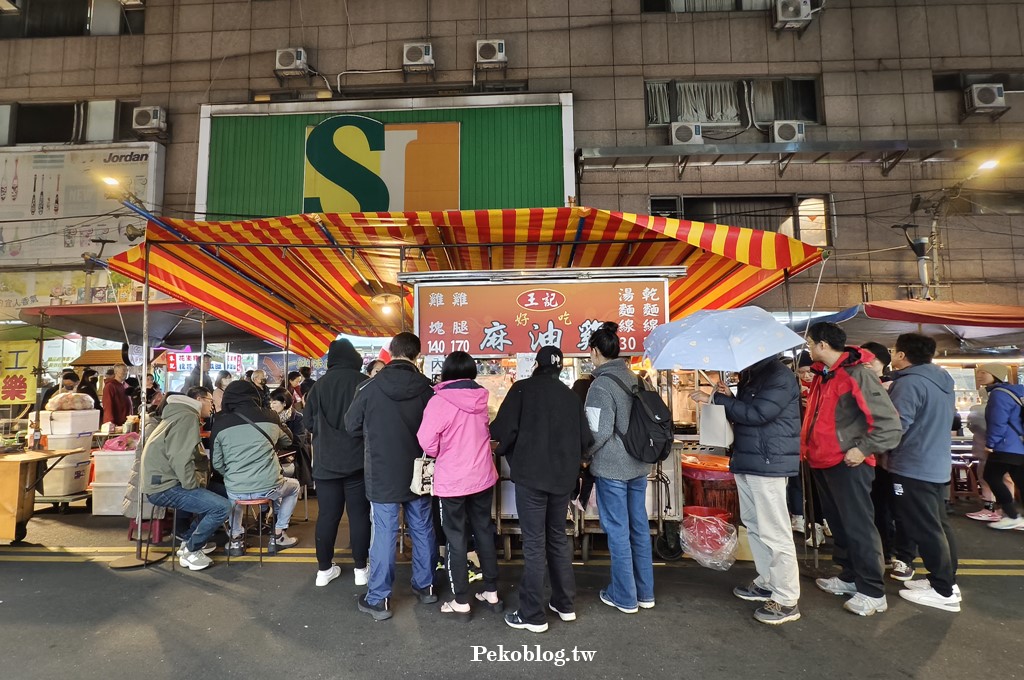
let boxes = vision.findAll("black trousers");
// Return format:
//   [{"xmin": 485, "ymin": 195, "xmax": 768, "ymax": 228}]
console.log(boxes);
[
  {"xmin": 871, "ymin": 466, "xmax": 917, "ymax": 563},
  {"xmin": 983, "ymin": 455, "xmax": 1024, "ymax": 519},
  {"xmin": 516, "ymin": 485, "xmax": 576, "ymax": 624},
  {"xmin": 890, "ymin": 473, "xmax": 958, "ymax": 597},
  {"xmin": 314, "ymin": 473, "xmax": 371, "ymax": 571},
  {"xmin": 812, "ymin": 463, "xmax": 886, "ymax": 598},
  {"xmin": 440, "ymin": 488, "xmax": 499, "ymax": 604}
]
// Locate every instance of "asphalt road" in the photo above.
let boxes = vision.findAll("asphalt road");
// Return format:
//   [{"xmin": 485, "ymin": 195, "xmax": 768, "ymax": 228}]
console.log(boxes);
[{"xmin": 1, "ymin": 504, "xmax": 1022, "ymax": 680}]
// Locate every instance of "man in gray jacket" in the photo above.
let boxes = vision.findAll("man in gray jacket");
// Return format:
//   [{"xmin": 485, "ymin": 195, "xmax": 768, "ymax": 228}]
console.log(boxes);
[
  {"xmin": 143, "ymin": 392, "xmax": 230, "ymax": 571},
  {"xmin": 585, "ymin": 322, "xmax": 654, "ymax": 614},
  {"xmin": 886, "ymin": 333, "xmax": 960, "ymax": 613}
]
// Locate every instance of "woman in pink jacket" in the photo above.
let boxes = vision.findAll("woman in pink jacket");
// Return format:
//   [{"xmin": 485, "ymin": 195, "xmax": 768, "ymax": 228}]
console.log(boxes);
[{"xmin": 417, "ymin": 351, "xmax": 501, "ymax": 619}]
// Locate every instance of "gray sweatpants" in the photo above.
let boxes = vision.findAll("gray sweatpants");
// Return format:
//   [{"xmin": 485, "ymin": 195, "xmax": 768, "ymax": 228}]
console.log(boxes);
[{"xmin": 735, "ymin": 473, "xmax": 801, "ymax": 607}]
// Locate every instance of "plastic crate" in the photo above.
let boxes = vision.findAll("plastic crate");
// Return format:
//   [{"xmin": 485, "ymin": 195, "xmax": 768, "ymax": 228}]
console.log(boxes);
[
  {"xmin": 92, "ymin": 450, "xmax": 135, "ymax": 485},
  {"xmin": 38, "ymin": 451, "xmax": 91, "ymax": 496}
]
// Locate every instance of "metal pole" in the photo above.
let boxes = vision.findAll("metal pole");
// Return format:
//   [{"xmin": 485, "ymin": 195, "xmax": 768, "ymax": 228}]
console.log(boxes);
[
  {"xmin": 284, "ymin": 322, "xmax": 291, "ymax": 382},
  {"xmin": 110, "ymin": 239, "xmax": 165, "ymax": 568}
]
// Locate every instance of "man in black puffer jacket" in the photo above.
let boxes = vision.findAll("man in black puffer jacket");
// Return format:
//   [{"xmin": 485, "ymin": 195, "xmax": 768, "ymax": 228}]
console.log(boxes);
[
  {"xmin": 303, "ymin": 339, "xmax": 370, "ymax": 589},
  {"xmin": 692, "ymin": 355, "xmax": 802, "ymax": 625},
  {"xmin": 346, "ymin": 332, "xmax": 436, "ymax": 621}
]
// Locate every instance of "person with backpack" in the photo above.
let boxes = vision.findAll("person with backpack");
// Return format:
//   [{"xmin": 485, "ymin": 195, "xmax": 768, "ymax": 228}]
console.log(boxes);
[
  {"xmin": 976, "ymin": 363, "xmax": 1024, "ymax": 530},
  {"xmin": 585, "ymin": 322, "xmax": 656, "ymax": 614},
  {"xmin": 690, "ymin": 354, "xmax": 803, "ymax": 625}
]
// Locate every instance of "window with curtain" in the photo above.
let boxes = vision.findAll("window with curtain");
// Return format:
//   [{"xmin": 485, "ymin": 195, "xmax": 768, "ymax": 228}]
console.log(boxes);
[
  {"xmin": 644, "ymin": 77, "xmax": 819, "ymax": 126},
  {"xmin": 682, "ymin": 194, "xmax": 833, "ymax": 245},
  {"xmin": 646, "ymin": 82, "xmax": 671, "ymax": 125},
  {"xmin": 643, "ymin": 0, "xmax": 774, "ymax": 10},
  {"xmin": 675, "ymin": 81, "xmax": 741, "ymax": 125},
  {"xmin": 751, "ymin": 78, "xmax": 819, "ymax": 123}
]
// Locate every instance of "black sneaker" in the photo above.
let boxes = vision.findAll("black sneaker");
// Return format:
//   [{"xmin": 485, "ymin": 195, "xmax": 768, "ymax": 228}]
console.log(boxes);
[
  {"xmin": 889, "ymin": 559, "xmax": 915, "ymax": 582},
  {"xmin": 733, "ymin": 582, "xmax": 773, "ymax": 602},
  {"xmin": 357, "ymin": 595, "xmax": 393, "ymax": 621},
  {"xmin": 504, "ymin": 610, "xmax": 548, "ymax": 633},
  {"xmin": 226, "ymin": 538, "xmax": 246, "ymax": 557},
  {"xmin": 413, "ymin": 585, "xmax": 438, "ymax": 604}
]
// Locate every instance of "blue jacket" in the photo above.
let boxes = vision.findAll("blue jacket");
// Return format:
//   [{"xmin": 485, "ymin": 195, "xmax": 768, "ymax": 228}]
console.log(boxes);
[
  {"xmin": 886, "ymin": 363, "xmax": 955, "ymax": 484},
  {"xmin": 985, "ymin": 382, "xmax": 1024, "ymax": 456},
  {"xmin": 712, "ymin": 357, "xmax": 801, "ymax": 478}
]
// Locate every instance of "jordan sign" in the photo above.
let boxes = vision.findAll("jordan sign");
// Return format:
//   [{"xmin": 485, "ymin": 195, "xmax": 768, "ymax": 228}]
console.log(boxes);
[{"xmin": 302, "ymin": 115, "xmax": 460, "ymax": 212}]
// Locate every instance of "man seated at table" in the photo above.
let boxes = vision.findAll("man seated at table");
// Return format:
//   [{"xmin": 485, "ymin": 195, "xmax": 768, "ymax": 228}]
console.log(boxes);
[
  {"xmin": 212, "ymin": 380, "xmax": 300, "ymax": 556},
  {"xmin": 142, "ymin": 391, "xmax": 230, "ymax": 571}
]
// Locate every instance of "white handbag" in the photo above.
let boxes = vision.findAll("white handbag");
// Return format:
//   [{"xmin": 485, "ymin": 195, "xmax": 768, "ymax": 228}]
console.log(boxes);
[
  {"xmin": 699, "ymin": 403, "xmax": 734, "ymax": 449},
  {"xmin": 410, "ymin": 454, "xmax": 435, "ymax": 496}
]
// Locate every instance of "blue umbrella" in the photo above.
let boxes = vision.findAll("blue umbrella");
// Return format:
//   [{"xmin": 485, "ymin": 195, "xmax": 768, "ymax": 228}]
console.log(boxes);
[{"xmin": 644, "ymin": 306, "xmax": 805, "ymax": 372}]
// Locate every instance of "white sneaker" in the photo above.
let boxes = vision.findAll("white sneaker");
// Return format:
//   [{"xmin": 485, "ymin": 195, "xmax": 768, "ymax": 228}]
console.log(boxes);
[
  {"xmin": 273, "ymin": 531, "xmax": 298, "ymax": 548},
  {"xmin": 899, "ymin": 587, "xmax": 961, "ymax": 612},
  {"xmin": 815, "ymin": 577, "xmax": 857, "ymax": 596},
  {"xmin": 353, "ymin": 566, "xmax": 369, "ymax": 586},
  {"xmin": 179, "ymin": 548, "xmax": 213, "ymax": 571},
  {"xmin": 843, "ymin": 592, "xmax": 888, "ymax": 616},
  {"xmin": 903, "ymin": 579, "xmax": 961, "ymax": 602},
  {"xmin": 176, "ymin": 541, "xmax": 216, "ymax": 557},
  {"xmin": 315, "ymin": 564, "xmax": 341, "ymax": 587},
  {"xmin": 791, "ymin": 515, "xmax": 805, "ymax": 534},
  {"xmin": 988, "ymin": 516, "xmax": 1024, "ymax": 530},
  {"xmin": 805, "ymin": 524, "xmax": 825, "ymax": 547},
  {"xmin": 548, "ymin": 603, "xmax": 577, "ymax": 621}
]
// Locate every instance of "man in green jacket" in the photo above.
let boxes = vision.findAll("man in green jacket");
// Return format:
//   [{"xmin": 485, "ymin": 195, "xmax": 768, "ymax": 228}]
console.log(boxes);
[{"xmin": 143, "ymin": 391, "xmax": 230, "ymax": 571}]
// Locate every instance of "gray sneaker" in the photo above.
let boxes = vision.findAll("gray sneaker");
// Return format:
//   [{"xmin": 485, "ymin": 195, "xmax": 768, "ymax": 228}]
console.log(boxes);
[
  {"xmin": 815, "ymin": 577, "xmax": 857, "ymax": 596},
  {"xmin": 843, "ymin": 592, "xmax": 888, "ymax": 616},
  {"xmin": 753, "ymin": 600, "xmax": 801, "ymax": 625},
  {"xmin": 733, "ymin": 583, "xmax": 773, "ymax": 602}
]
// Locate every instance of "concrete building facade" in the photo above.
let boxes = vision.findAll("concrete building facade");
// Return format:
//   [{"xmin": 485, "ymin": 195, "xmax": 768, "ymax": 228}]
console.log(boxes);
[{"xmin": 2, "ymin": 0, "xmax": 1023, "ymax": 316}]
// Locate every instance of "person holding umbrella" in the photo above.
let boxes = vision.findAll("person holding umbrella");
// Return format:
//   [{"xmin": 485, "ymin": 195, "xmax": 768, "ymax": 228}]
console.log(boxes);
[{"xmin": 690, "ymin": 353, "xmax": 803, "ymax": 625}]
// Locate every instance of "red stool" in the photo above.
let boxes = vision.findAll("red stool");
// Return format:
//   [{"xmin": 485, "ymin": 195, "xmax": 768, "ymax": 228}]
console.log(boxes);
[{"xmin": 229, "ymin": 498, "xmax": 274, "ymax": 566}]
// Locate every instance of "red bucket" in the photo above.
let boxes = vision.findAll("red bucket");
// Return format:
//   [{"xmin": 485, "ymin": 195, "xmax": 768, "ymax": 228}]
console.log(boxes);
[{"xmin": 683, "ymin": 505, "xmax": 732, "ymax": 522}]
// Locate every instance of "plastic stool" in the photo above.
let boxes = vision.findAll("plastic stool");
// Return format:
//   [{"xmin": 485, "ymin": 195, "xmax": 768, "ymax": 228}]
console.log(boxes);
[{"xmin": 229, "ymin": 498, "xmax": 274, "ymax": 566}]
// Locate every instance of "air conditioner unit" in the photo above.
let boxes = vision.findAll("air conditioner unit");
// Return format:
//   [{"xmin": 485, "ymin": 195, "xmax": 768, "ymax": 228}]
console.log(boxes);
[
  {"xmin": 774, "ymin": 0, "xmax": 812, "ymax": 30},
  {"xmin": 964, "ymin": 83, "xmax": 1006, "ymax": 113},
  {"xmin": 119, "ymin": 0, "xmax": 145, "ymax": 7},
  {"xmin": 275, "ymin": 47, "xmax": 309, "ymax": 76},
  {"xmin": 476, "ymin": 39, "xmax": 507, "ymax": 66},
  {"xmin": 132, "ymin": 106, "xmax": 166, "ymax": 134},
  {"xmin": 670, "ymin": 122, "xmax": 704, "ymax": 145},
  {"xmin": 403, "ymin": 42, "xmax": 435, "ymax": 69},
  {"xmin": 0, "ymin": 0, "xmax": 21, "ymax": 15},
  {"xmin": 773, "ymin": 120, "xmax": 806, "ymax": 143}
]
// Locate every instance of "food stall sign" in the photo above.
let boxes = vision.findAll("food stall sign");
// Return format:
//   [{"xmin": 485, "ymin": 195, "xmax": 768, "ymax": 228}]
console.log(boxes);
[{"xmin": 415, "ymin": 279, "xmax": 669, "ymax": 359}]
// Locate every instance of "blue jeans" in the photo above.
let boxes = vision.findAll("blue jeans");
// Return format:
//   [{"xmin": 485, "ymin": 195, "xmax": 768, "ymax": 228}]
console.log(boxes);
[
  {"xmin": 367, "ymin": 497, "xmax": 435, "ymax": 606},
  {"xmin": 147, "ymin": 485, "xmax": 232, "ymax": 553},
  {"xmin": 227, "ymin": 478, "xmax": 301, "ymax": 538},
  {"xmin": 595, "ymin": 475, "xmax": 655, "ymax": 608}
]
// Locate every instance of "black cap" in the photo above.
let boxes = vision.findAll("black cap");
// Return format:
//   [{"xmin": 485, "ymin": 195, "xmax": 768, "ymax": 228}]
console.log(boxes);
[
  {"xmin": 535, "ymin": 346, "xmax": 564, "ymax": 369},
  {"xmin": 797, "ymin": 350, "xmax": 813, "ymax": 368}
]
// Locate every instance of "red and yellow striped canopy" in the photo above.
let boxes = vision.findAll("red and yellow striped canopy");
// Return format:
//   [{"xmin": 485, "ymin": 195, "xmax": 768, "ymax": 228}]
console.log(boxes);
[{"xmin": 108, "ymin": 207, "xmax": 823, "ymax": 357}]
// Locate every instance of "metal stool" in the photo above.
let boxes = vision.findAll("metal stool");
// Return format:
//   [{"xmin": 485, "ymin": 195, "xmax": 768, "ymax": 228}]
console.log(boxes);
[{"xmin": 228, "ymin": 498, "xmax": 274, "ymax": 566}]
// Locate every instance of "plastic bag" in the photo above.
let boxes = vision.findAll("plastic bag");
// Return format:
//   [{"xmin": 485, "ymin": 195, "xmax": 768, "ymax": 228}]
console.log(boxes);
[
  {"xmin": 46, "ymin": 392, "xmax": 96, "ymax": 411},
  {"xmin": 680, "ymin": 514, "xmax": 738, "ymax": 571},
  {"xmin": 102, "ymin": 432, "xmax": 140, "ymax": 451}
]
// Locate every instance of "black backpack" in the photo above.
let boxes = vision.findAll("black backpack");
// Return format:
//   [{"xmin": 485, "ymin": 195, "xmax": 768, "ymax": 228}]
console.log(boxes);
[{"xmin": 605, "ymin": 374, "xmax": 674, "ymax": 464}]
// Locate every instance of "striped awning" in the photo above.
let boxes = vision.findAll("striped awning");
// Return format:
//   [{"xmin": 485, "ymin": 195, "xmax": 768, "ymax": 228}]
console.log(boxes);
[{"xmin": 107, "ymin": 207, "xmax": 824, "ymax": 358}]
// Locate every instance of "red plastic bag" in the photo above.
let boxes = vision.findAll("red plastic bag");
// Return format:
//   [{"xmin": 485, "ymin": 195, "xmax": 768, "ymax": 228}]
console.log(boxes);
[{"xmin": 680, "ymin": 514, "xmax": 738, "ymax": 571}]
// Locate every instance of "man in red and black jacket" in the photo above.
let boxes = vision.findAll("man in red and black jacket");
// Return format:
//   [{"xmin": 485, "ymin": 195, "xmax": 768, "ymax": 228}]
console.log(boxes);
[{"xmin": 801, "ymin": 322, "xmax": 902, "ymax": 617}]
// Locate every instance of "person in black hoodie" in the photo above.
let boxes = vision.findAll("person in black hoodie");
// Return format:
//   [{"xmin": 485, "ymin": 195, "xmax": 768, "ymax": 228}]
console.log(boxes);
[
  {"xmin": 77, "ymin": 368, "xmax": 102, "ymax": 420},
  {"xmin": 303, "ymin": 339, "xmax": 370, "ymax": 589},
  {"xmin": 490, "ymin": 346, "xmax": 594, "ymax": 633},
  {"xmin": 346, "ymin": 332, "xmax": 436, "ymax": 621}
]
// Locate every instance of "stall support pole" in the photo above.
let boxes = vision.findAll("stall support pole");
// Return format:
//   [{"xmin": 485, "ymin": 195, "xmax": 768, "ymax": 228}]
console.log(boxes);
[
  {"xmin": 110, "ymin": 240, "xmax": 166, "ymax": 569},
  {"xmin": 285, "ymin": 323, "xmax": 290, "ymax": 377}
]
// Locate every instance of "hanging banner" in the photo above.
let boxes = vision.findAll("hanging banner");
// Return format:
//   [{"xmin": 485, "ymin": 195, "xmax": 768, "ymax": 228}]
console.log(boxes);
[
  {"xmin": 415, "ymin": 280, "xmax": 669, "ymax": 359},
  {"xmin": 0, "ymin": 340, "xmax": 38, "ymax": 404}
]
